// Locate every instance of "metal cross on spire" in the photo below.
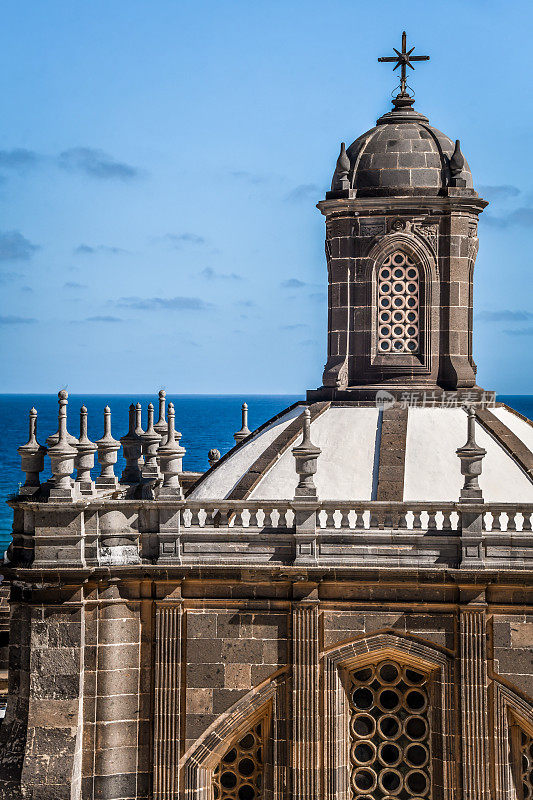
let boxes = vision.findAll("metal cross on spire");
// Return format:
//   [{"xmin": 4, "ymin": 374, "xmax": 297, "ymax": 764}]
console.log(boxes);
[{"xmin": 378, "ymin": 31, "xmax": 429, "ymax": 96}]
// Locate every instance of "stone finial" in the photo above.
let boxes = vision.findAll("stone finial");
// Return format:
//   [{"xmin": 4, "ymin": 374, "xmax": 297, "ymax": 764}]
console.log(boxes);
[
  {"xmin": 141, "ymin": 402, "xmax": 162, "ymax": 478},
  {"xmin": 456, "ymin": 406, "xmax": 486, "ymax": 502},
  {"xmin": 120, "ymin": 404, "xmax": 143, "ymax": 484},
  {"xmin": 155, "ymin": 403, "xmax": 186, "ymax": 498},
  {"xmin": 292, "ymin": 408, "xmax": 321, "ymax": 498},
  {"xmin": 46, "ymin": 389, "xmax": 78, "ymax": 447},
  {"xmin": 48, "ymin": 390, "xmax": 78, "ymax": 500},
  {"xmin": 18, "ymin": 407, "xmax": 47, "ymax": 495},
  {"xmin": 208, "ymin": 448, "xmax": 221, "ymax": 468},
  {"xmin": 234, "ymin": 402, "xmax": 251, "ymax": 443},
  {"xmin": 154, "ymin": 390, "xmax": 168, "ymax": 438},
  {"xmin": 75, "ymin": 405, "xmax": 97, "ymax": 495},
  {"xmin": 95, "ymin": 406, "xmax": 121, "ymax": 489},
  {"xmin": 332, "ymin": 142, "xmax": 350, "ymax": 191},
  {"xmin": 449, "ymin": 139, "xmax": 467, "ymax": 187}
]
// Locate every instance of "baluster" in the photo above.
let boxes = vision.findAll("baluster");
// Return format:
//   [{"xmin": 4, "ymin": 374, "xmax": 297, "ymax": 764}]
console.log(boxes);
[
  {"xmin": 369, "ymin": 508, "xmax": 381, "ymax": 529},
  {"xmin": 412, "ymin": 509, "xmax": 422, "ymax": 529},
  {"xmin": 398, "ymin": 509, "xmax": 409, "ymax": 529},
  {"xmin": 441, "ymin": 510, "xmax": 453, "ymax": 531},
  {"xmin": 491, "ymin": 511, "xmax": 502, "ymax": 531},
  {"xmin": 383, "ymin": 509, "xmax": 394, "ymax": 529},
  {"xmin": 522, "ymin": 511, "xmax": 532, "ymax": 532},
  {"xmin": 340, "ymin": 508, "xmax": 350, "ymax": 528},
  {"xmin": 233, "ymin": 508, "xmax": 244, "ymax": 527},
  {"xmin": 325, "ymin": 507, "xmax": 336, "ymax": 529},
  {"xmin": 248, "ymin": 508, "xmax": 259, "ymax": 528},
  {"xmin": 355, "ymin": 510, "xmax": 366, "ymax": 529},
  {"xmin": 427, "ymin": 508, "xmax": 437, "ymax": 531},
  {"xmin": 507, "ymin": 511, "xmax": 517, "ymax": 532},
  {"xmin": 189, "ymin": 507, "xmax": 201, "ymax": 527}
]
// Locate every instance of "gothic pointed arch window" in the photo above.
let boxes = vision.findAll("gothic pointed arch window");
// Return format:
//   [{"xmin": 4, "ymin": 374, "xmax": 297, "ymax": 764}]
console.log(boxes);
[
  {"xmin": 348, "ymin": 658, "xmax": 432, "ymax": 798},
  {"xmin": 377, "ymin": 252, "xmax": 420, "ymax": 355},
  {"xmin": 213, "ymin": 718, "xmax": 266, "ymax": 800}
]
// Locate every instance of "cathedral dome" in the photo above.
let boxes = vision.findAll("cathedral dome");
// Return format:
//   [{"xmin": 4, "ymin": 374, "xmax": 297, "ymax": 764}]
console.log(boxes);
[
  {"xmin": 340, "ymin": 108, "xmax": 474, "ymax": 197},
  {"xmin": 188, "ymin": 403, "xmax": 533, "ymax": 503}
]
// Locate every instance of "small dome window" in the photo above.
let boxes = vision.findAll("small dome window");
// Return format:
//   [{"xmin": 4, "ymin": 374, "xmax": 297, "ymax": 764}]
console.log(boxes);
[{"xmin": 377, "ymin": 252, "xmax": 419, "ymax": 354}]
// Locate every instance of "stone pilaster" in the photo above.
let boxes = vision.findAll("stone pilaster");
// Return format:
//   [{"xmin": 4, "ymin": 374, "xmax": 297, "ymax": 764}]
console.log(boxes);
[
  {"xmin": 459, "ymin": 605, "xmax": 490, "ymax": 800},
  {"xmin": 93, "ymin": 580, "xmax": 148, "ymax": 800},
  {"xmin": 292, "ymin": 589, "xmax": 320, "ymax": 800},
  {"xmin": 0, "ymin": 590, "xmax": 85, "ymax": 800},
  {"xmin": 153, "ymin": 603, "xmax": 182, "ymax": 800}
]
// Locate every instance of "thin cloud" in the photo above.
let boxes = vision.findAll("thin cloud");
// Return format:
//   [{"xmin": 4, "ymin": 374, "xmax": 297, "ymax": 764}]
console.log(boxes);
[
  {"xmin": 235, "ymin": 300, "xmax": 256, "ymax": 308},
  {"xmin": 64, "ymin": 281, "xmax": 88, "ymax": 290},
  {"xmin": 503, "ymin": 327, "xmax": 533, "ymax": 336},
  {"xmin": 86, "ymin": 315, "xmax": 123, "ymax": 323},
  {"xmin": 482, "ymin": 207, "xmax": 533, "ymax": 228},
  {"xmin": 74, "ymin": 244, "xmax": 127, "ymax": 255},
  {"xmin": 300, "ymin": 338, "xmax": 319, "ymax": 346},
  {"xmin": 476, "ymin": 310, "xmax": 533, "ymax": 322},
  {"xmin": 58, "ymin": 147, "xmax": 139, "ymax": 180},
  {"xmin": 285, "ymin": 183, "xmax": 321, "ymax": 203},
  {"xmin": 0, "ymin": 148, "xmax": 41, "ymax": 171},
  {"xmin": 477, "ymin": 184, "xmax": 520, "ymax": 200},
  {"xmin": 281, "ymin": 323, "xmax": 308, "ymax": 330},
  {"xmin": 281, "ymin": 278, "xmax": 306, "ymax": 289},
  {"xmin": 200, "ymin": 266, "xmax": 242, "ymax": 281},
  {"xmin": 0, "ymin": 315, "xmax": 37, "ymax": 324},
  {"xmin": 229, "ymin": 170, "xmax": 267, "ymax": 185},
  {"xmin": 118, "ymin": 295, "xmax": 212, "ymax": 311},
  {"xmin": 0, "ymin": 230, "xmax": 39, "ymax": 261},
  {"xmin": 157, "ymin": 233, "xmax": 206, "ymax": 247}
]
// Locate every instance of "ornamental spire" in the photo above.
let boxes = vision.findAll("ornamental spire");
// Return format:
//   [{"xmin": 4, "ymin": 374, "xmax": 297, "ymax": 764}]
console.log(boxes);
[{"xmin": 378, "ymin": 31, "xmax": 429, "ymax": 106}]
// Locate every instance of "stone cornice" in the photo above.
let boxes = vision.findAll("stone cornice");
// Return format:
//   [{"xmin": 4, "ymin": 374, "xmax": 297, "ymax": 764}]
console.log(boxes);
[{"xmin": 317, "ymin": 194, "xmax": 488, "ymax": 216}]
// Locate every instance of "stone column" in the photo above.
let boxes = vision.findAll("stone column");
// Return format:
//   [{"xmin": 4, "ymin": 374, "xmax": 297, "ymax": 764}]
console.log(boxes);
[
  {"xmin": 292, "ymin": 583, "xmax": 320, "ymax": 800},
  {"xmin": 459, "ymin": 599, "xmax": 490, "ymax": 800},
  {"xmin": 0, "ymin": 589, "xmax": 85, "ymax": 800},
  {"xmin": 94, "ymin": 580, "xmax": 148, "ymax": 799},
  {"xmin": 153, "ymin": 601, "xmax": 182, "ymax": 800}
]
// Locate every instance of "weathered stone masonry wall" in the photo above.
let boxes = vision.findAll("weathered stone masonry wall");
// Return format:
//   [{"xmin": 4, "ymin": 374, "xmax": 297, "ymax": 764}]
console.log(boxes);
[{"xmin": 0, "ymin": 574, "xmax": 532, "ymax": 800}]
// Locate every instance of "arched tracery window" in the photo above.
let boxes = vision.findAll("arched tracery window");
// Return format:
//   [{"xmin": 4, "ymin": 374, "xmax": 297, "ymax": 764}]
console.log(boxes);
[
  {"xmin": 213, "ymin": 720, "xmax": 265, "ymax": 800},
  {"xmin": 512, "ymin": 724, "xmax": 533, "ymax": 800},
  {"xmin": 348, "ymin": 659, "xmax": 432, "ymax": 798},
  {"xmin": 377, "ymin": 252, "xmax": 420, "ymax": 355}
]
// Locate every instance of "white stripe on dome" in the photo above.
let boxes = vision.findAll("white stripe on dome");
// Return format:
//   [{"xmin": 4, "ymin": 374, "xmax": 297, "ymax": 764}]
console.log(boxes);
[
  {"xmin": 492, "ymin": 406, "xmax": 533, "ymax": 454},
  {"xmin": 404, "ymin": 407, "xmax": 533, "ymax": 502},
  {"xmin": 189, "ymin": 404, "xmax": 305, "ymax": 500},
  {"xmin": 250, "ymin": 407, "xmax": 379, "ymax": 501}
]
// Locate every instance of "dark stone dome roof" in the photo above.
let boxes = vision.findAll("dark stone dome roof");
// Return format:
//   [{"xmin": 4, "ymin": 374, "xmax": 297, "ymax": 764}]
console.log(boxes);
[{"xmin": 342, "ymin": 107, "xmax": 473, "ymax": 197}]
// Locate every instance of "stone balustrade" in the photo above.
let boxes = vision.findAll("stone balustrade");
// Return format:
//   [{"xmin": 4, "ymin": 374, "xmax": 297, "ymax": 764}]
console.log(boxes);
[{"xmin": 7, "ymin": 392, "xmax": 533, "ymax": 570}]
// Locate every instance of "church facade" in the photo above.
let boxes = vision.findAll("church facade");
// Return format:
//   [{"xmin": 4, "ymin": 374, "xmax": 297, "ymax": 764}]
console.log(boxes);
[{"xmin": 1, "ymin": 35, "xmax": 533, "ymax": 800}]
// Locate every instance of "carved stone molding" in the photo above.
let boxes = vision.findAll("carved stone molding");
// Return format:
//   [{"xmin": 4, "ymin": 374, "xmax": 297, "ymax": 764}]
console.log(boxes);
[
  {"xmin": 460, "ymin": 610, "xmax": 490, "ymax": 800},
  {"xmin": 292, "ymin": 604, "xmax": 320, "ymax": 800}
]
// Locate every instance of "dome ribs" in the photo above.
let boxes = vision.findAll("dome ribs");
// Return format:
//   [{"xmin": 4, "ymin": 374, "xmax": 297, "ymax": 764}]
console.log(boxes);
[
  {"xmin": 475, "ymin": 408, "xmax": 533, "ymax": 484},
  {"xmin": 226, "ymin": 402, "xmax": 330, "ymax": 501},
  {"xmin": 375, "ymin": 406, "xmax": 409, "ymax": 501}
]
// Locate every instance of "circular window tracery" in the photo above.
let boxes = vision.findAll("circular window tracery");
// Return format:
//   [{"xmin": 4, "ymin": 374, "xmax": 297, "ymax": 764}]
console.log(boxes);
[
  {"xmin": 377, "ymin": 253, "xmax": 420, "ymax": 354},
  {"xmin": 213, "ymin": 722, "xmax": 264, "ymax": 800},
  {"xmin": 348, "ymin": 660, "xmax": 432, "ymax": 799}
]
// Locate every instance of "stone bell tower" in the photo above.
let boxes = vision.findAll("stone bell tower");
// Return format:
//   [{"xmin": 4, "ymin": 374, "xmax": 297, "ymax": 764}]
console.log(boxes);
[{"xmin": 312, "ymin": 33, "xmax": 488, "ymax": 400}]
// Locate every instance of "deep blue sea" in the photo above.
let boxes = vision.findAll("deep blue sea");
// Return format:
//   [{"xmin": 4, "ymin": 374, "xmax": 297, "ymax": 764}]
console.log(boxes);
[{"xmin": 0, "ymin": 393, "xmax": 531, "ymax": 553}]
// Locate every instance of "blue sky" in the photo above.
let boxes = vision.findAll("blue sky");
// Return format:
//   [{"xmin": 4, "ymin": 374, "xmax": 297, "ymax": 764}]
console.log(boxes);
[{"xmin": 0, "ymin": 0, "xmax": 531, "ymax": 394}]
